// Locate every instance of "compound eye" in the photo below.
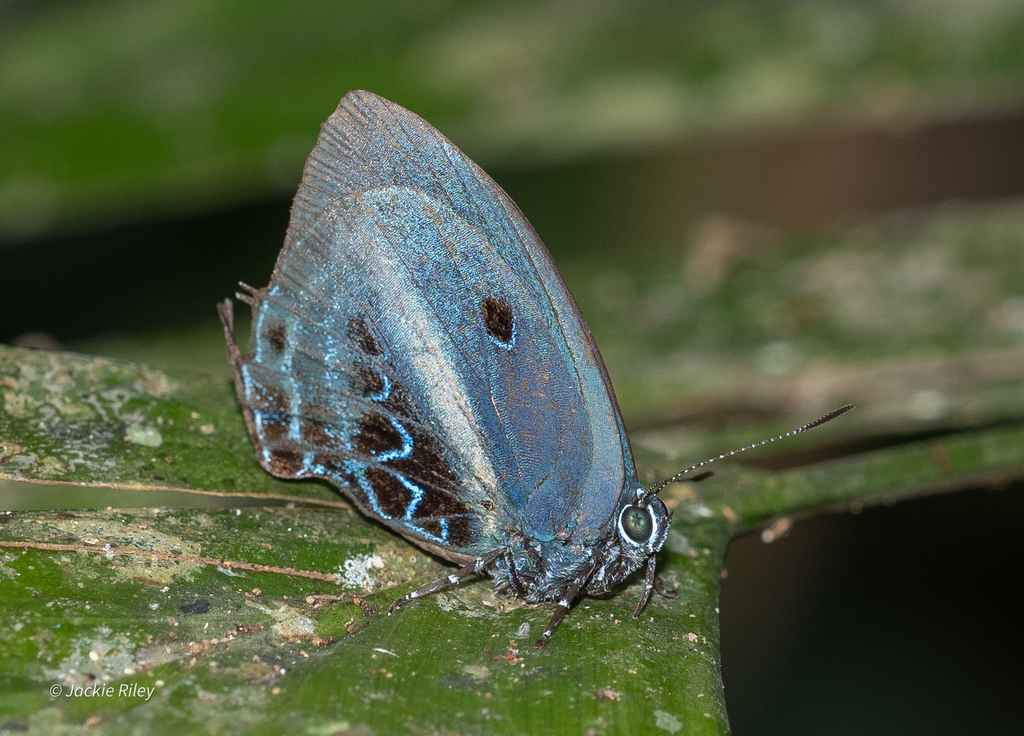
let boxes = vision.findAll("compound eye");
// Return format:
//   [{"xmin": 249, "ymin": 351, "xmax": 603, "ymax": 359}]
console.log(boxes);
[{"xmin": 620, "ymin": 505, "xmax": 653, "ymax": 544}]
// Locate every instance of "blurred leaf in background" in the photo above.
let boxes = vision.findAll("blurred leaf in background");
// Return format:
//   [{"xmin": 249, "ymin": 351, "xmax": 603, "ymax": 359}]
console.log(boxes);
[{"xmin": 5, "ymin": 0, "xmax": 1024, "ymax": 240}]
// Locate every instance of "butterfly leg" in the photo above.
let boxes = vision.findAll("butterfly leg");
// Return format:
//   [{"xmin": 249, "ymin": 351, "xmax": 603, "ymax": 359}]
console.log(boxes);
[
  {"xmin": 387, "ymin": 550, "xmax": 502, "ymax": 615},
  {"xmin": 631, "ymin": 556, "xmax": 677, "ymax": 618},
  {"xmin": 534, "ymin": 559, "xmax": 598, "ymax": 649},
  {"xmin": 217, "ymin": 299, "xmax": 240, "ymax": 361},
  {"xmin": 505, "ymin": 549, "xmax": 527, "ymax": 598}
]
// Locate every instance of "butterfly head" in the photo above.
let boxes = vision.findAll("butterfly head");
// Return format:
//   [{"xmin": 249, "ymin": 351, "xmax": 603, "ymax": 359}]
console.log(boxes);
[
  {"xmin": 617, "ymin": 488, "xmax": 671, "ymax": 558},
  {"xmin": 587, "ymin": 488, "xmax": 671, "ymax": 596}
]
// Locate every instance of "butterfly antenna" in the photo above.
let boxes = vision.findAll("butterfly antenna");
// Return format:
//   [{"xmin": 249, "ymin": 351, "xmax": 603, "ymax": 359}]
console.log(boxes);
[{"xmin": 649, "ymin": 404, "xmax": 854, "ymax": 495}]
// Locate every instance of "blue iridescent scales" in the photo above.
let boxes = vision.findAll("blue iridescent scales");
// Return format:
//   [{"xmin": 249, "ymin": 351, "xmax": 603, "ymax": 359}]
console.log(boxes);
[{"xmin": 220, "ymin": 91, "xmax": 853, "ymax": 647}]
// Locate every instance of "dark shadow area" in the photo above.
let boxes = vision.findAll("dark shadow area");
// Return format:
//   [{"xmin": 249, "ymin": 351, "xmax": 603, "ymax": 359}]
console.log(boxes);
[
  {"xmin": 720, "ymin": 482, "xmax": 1024, "ymax": 735},
  {"xmin": 6, "ymin": 109, "xmax": 1024, "ymax": 346},
  {"xmin": 0, "ymin": 201, "xmax": 288, "ymax": 345},
  {"xmin": 501, "ymin": 107, "xmax": 1024, "ymax": 252}
]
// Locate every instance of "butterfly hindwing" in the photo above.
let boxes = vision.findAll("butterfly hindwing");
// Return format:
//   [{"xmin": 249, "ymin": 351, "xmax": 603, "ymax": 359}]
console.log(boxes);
[{"xmin": 224, "ymin": 91, "xmax": 641, "ymax": 562}]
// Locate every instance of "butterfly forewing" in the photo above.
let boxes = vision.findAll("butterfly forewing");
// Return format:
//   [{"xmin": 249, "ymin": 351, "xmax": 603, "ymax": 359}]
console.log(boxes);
[{"xmin": 225, "ymin": 91, "xmax": 640, "ymax": 561}]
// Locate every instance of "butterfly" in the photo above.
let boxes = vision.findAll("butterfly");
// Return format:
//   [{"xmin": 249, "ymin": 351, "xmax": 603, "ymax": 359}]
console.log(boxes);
[{"xmin": 219, "ymin": 90, "xmax": 852, "ymax": 647}]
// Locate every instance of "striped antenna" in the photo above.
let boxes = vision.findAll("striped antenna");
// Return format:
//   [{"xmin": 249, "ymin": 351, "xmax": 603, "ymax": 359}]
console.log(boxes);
[{"xmin": 649, "ymin": 404, "xmax": 854, "ymax": 495}]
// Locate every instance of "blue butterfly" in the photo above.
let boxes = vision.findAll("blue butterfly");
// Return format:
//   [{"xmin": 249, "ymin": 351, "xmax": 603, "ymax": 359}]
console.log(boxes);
[{"xmin": 219, "ymin": 91, "xmax": 851, "ymax": 647}]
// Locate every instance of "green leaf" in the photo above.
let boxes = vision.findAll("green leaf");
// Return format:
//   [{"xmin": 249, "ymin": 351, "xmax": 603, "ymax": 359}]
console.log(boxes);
[
  {"xmin": 0, "ymin": 477, "xmax": 734, "ymax": 733},
  {"xmin": 0, "ymin": 345, "xmax": 340, "ymax": 507},
  {"xmin": 4, "ymin": 342, "xmax": 1024, "ymax": 733}
]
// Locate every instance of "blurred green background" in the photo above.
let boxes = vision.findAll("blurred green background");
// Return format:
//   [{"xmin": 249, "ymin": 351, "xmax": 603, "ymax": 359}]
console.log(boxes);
[{"xmin": 3, "ymin": 1, "xmax": 1024, "ymax": 733}]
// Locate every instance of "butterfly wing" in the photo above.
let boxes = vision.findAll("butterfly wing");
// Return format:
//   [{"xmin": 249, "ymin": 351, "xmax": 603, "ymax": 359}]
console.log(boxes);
[{"xmin": 223, "ymin": 91, "xmax": 639, "ymax": 562}]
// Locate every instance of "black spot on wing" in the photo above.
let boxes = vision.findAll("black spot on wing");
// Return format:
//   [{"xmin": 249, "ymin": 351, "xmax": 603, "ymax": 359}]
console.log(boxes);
[
  {"xmin": 300, "ymin": 417, "xmax": 345, "ymax": 454},
  {"xmin": 389, "ymin": 424, "xmax": 459, "ymax": 496},
  {"xmin": 417, "ymin": 519, "xmax": 445, "ymax": 539},
  {"xmin": 444, "ymin": 516, "xmax": 473, "ymax": 547},
  {"xmin": 365, "ymin": 467, "xmax": 413, "ymax": 518},
  {"xmin": 256, "ymin": 414, "xmax": 290, "ymax": 443},
  {"xmin": 348, "ymin": 316, "xmax": 383, "ymax": 356},
  {"xmin": 481, "ymin": 297, "xmax": 514, "ymax": 345},
  {"xmin": 353, "ymin": 369, "xmax": 417, "ymax": 420},
  {"xmin": 383, "ymin": 381, "xmax": 416, "ymax": 418},
  {"xmin": 353, "ymin": 413, "xmax": 404, "ymax": 456},
  {"xmin": 410, "ymin": 487, "xmax": 469, "ymax": 519},
  {"xmin": 264, "ymin": 322, "xmax": 286, "ymax": 354},
  {"xmin": 356, "ymin": 368, "xmax": 386, "ymax": 398},
  {"xmin": 247, "ymin": 383, "xmax": 292, "ymax": 443},
  {"xmin": 414, "ymin": 516, "xmax": 473, "ymax": 548},
  {"xmin": 266, "ymin": 449, "xmax": 304, "ymax": 478}
]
